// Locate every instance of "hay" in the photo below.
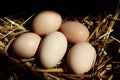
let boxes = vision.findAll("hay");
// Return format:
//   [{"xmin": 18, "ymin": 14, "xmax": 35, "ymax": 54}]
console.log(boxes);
[{"xmin": 0, "ymin": 2, "xmax": 120, "ymax": 80}]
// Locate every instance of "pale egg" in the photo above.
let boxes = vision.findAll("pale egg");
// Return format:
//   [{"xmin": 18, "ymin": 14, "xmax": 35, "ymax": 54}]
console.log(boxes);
[
  {"xmin": 38, "ymin": 31, "xmax": 68, "ymax": 68},
  {"xmin": 60, "ymin": 21, "xmax": 89, "ymax": 43},
  {"xmin": 67, "ymin": 42, "xmax": 96, "ymax": 74},
  {"xmin": 32, "ymin": 10, "xmax": 62, "ymax": 36},
  {"xmin": 12, "ymin": 32, "xmax": 41, "ymax": 58}
]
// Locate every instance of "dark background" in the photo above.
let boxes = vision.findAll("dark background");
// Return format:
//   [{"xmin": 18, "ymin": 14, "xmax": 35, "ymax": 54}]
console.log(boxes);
[
  {"xmin": 0, "ymin": 0, "xmax": 120, "ymax": 80},
  {"xmin": 0, "ymin": 0, "xmax": 119, "ymax": 17}
]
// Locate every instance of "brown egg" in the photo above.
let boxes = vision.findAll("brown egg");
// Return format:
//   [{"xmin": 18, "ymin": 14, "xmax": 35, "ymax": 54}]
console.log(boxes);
[
  {"xmin": 12, "ymin": 32, "xmax": 41, "ymax": 58},
  {"xmin": 32, "ymin": 10, "xmax": 62, "ymax": 36},
  {"xmin": 60, "ymin": 21, "xmax": 89, "ymax": 43},
  {"xmin": 67, "ymin": 42, "xmax": 96, "ymax": 74}
]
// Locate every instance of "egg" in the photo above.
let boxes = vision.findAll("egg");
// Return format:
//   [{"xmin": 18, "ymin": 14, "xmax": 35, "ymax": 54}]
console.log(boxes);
[
  {"xmin": 12, "ymin": 32, "xmax": 41, "ymax": 58},
  {"xmin": 32, "ymin": 10, "xmax": 62, "ymax": 36},
  {"xmin": 67, "ymin": 42, "xmax": 96, "ymax": 74},
  {"xmin": 38, "ymin": 31, "xmax": 68, "ymax": 68},
  {"xmin": 60, "ymin": 21, "xmax": 89, "ymax": 43}
]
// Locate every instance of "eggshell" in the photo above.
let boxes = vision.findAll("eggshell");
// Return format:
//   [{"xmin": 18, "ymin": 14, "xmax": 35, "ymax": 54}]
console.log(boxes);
[
  {"xmin": 38, "ymin": 31, "xmax": 68, "ymax": 68},
  {"xmin": 60, "ymin": 21, "xmax": 89, "ymax": 43},
  {"xmin": 67, "ymin": 42, "xmax": 96, "ymax": 74},
  {"xmin": 12, "ymin": 32, "xmax": 41, "ymax": 58},
  {"xmin": 32, "ymin": 10, "xmax": 62, "ymax": 36}
]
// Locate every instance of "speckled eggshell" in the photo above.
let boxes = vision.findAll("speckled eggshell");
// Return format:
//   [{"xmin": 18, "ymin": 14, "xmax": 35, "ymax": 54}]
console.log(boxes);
[
  {"xmin": 67, "ymin": 42, "xmax": 96, "ymax": 74},
  {"xmin": 38, "ymin": 31, "xmax": 68, "ymax": 68}
]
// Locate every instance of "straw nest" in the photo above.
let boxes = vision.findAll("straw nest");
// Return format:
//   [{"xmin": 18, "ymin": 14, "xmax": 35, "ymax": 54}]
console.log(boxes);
[{"xmin": 0, "ymin": 2, "xmax": 120, "ymax": 80}]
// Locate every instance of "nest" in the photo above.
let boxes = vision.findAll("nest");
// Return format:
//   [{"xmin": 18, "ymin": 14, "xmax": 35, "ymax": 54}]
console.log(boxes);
[{"xmin": 0, "ymin": 2, "xmax": 120, "ymax": 80}]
